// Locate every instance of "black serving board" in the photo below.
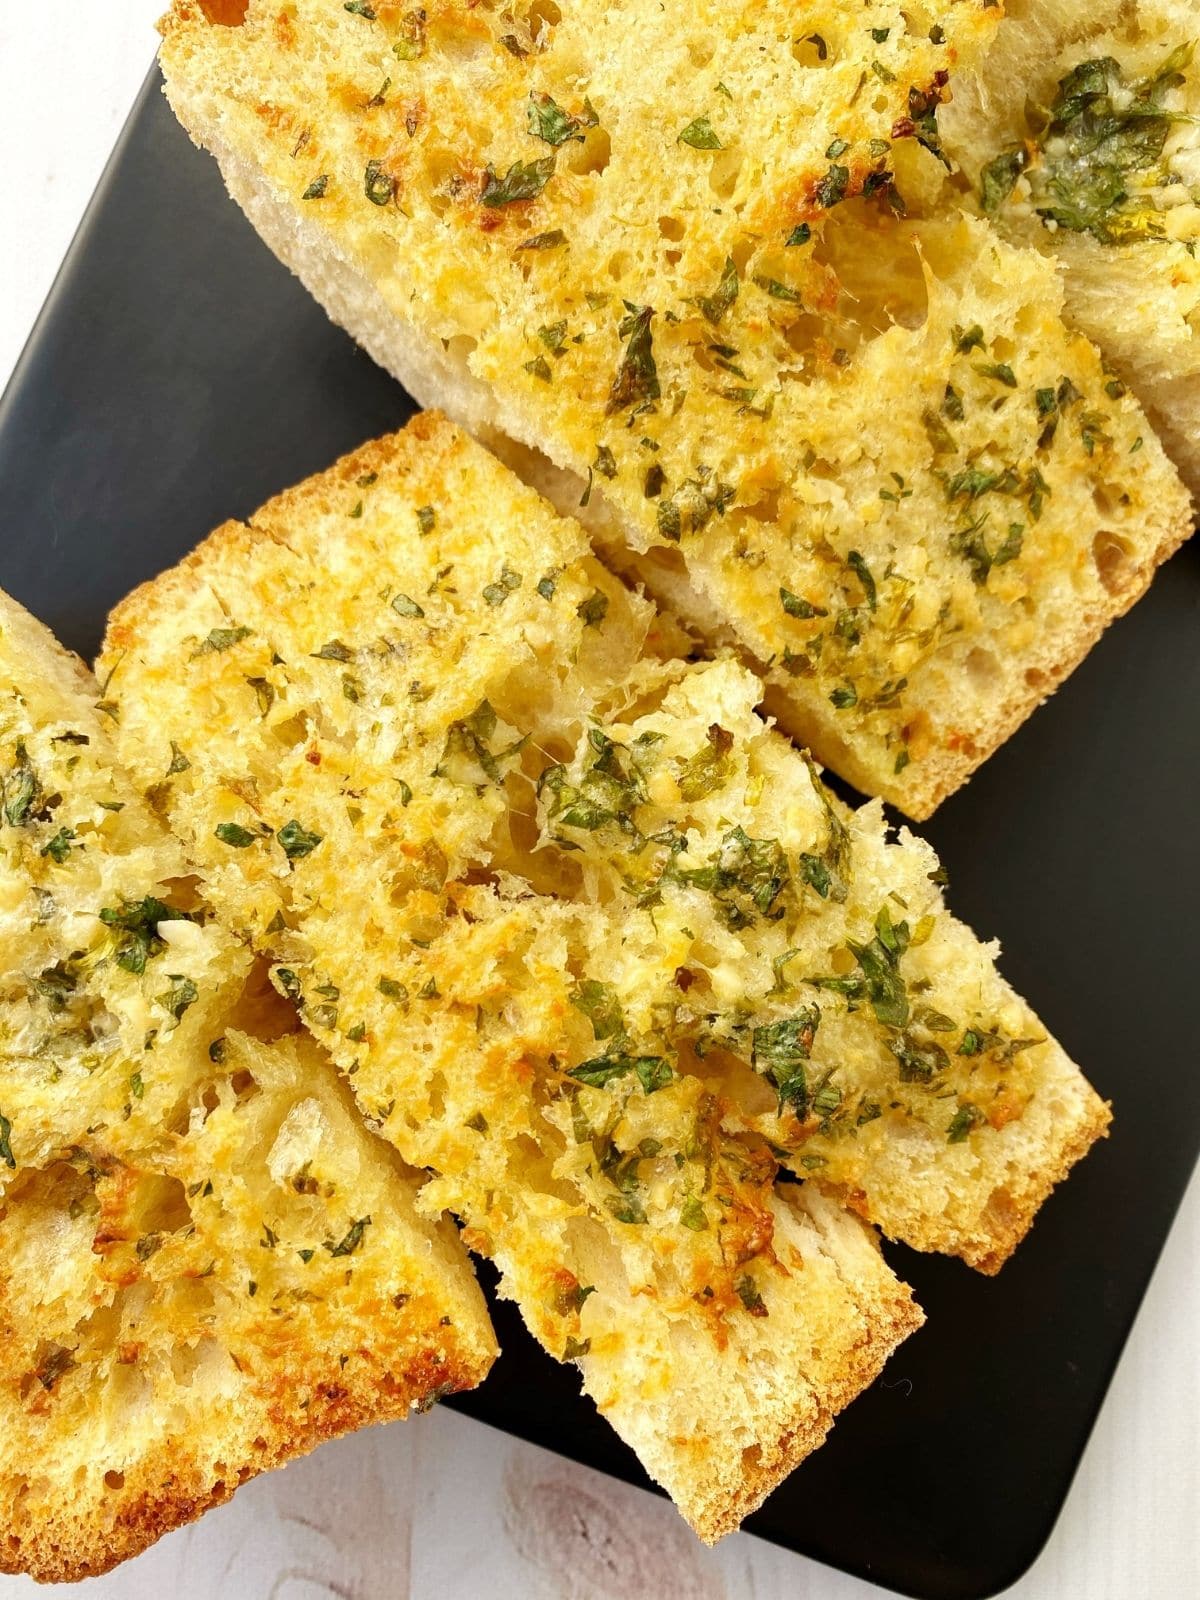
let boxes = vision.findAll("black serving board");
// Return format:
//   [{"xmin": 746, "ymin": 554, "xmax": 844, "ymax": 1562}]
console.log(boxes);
[{"xmin": 2, "ymin": 69, "xmax": 1198, "ymax": 1600}]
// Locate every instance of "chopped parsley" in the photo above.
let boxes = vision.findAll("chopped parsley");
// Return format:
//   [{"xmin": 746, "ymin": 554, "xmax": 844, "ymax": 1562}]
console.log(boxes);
[
  {"xmin": 3, "ymin": 742, "xmax": 41, "ymax": 826},
  {"xmin": 606, "ymin": 303, "xmax": 660, "ymax": 414},
  {"xmin": 668, "ymin": 826, "xmax": 789, "ymax": 929},
  {"xmin": 482, "ymin": 565, "xmax": 523, "ymax": 606},
  {"xmin": 157, "ymin": 974, "xmax": 199, "ymax": 1024},
  {"xmin": 751, "ymin": 1007, "xmax": 821, "ymax": 1115},
  {"xmin": 192, "ymin": 625, "xmax": 253, "ymax": 657},
  {"xmin": 99, "ymin": 896, "xmax": 192, "ymax": 975},
  {"xmin": 39, "ymin": 827, "xmax": 77, "ymax": 864},
  {"xmin": 696, "ymin": 257, "xmax": 739, "ymax": 325},
  {"xmin": 947, "ymin": 1102, "xmax": 987, "ymax": 1143},
  {"xmin": 576, "ymin": 591, "xmax": 609, "ymax": 627},
  {"xmin": 571, "ymin": 980, "xmax": 625, "ymax": 1041},
  {"xmin": 678, "ymin": 115, "xmax": 722, "ymax": 150},
  {"xmin": 980, "ymin": 44, "xmax": 1194, "ymax": 244},
  {"xmin": 436, "ymin": 700, "xmax": 525, "ymax": 787},
  {"xmin": 569, "ymin": 1054, "xmax": 673, "ymax": 1093},
  {"xmin": 214, "ymin": 822, "xmax": 259, "ymax": 848},
  {"xmin": 480, "ymin": 155, "xmax": 556, "ymax": 207},
  {"xmin": 364, "ymin": 159, "xmax": 395, "ymax": 205},
  {"xmin": 527, "ymin": 91, "xmax": 596, "ymax": 146},
  {"xmin": 735, "ymin": 1275, "xmax": 768, "ymax": 1316},
  {"xmin": 780, "ymin": 587, "xmax": 827, "ymax": 620},
  {"xmin": 325, "ymin": 1216, "xmax": 371, "ymax": 1257},
  {"xmin": 277, "ymin": 820, "xmax": 323, "ymax": 860},
  {"xmin": 677, "ymin": 723, "xmax": 733, "ymax": 802}
]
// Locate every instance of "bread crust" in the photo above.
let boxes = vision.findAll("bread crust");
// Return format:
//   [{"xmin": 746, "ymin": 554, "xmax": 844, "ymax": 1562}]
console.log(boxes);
[{"xmin": 1, "ymin": 1344, "xmax": 483, "ymax": 1584}]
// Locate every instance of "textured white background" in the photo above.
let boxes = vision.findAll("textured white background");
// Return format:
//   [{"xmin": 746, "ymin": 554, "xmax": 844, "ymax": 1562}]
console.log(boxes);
[{"xmin": 1, "ymin": 8, "xmax": 1197, "ymax": 1598}]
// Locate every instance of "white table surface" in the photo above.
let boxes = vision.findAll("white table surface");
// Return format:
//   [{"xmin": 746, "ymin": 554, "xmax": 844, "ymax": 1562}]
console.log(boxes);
[{"xmin": 1, "ymin": 9, "xmax": 1196, "ymax": 1598}]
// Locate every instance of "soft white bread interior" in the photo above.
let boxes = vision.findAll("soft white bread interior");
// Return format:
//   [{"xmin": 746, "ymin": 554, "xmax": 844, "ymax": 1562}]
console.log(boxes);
[
  {"xmin": 0, "ymin": 589, "xmax": 496, "ymax": 1581},
  {"xmin": 157, "ymin": 0, "xmax": 1191, "ymax": 818},
  {"xmin": 943, "ymin": 0, "xmax": 1200, "ymax": 495}
]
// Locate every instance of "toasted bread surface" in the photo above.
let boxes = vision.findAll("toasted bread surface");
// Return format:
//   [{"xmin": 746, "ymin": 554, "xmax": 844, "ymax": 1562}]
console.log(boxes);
[
  {"xmin": 0, "ymin": 589, "xmax": 495, "ymax": 1581},
  {"xmin": 158, "ymin": 0, "xmax": 1191, "ymax": 816},
  {"xmin": 943, "ymin": 0, "xmax": 1200, "ymax": 496},
  {"xmin": 100, "ymin": 416, "xmax": 1108, "ymax": 1524},
  {"xmin": 100, "ymin": 416, "xmax": 932, "ymax": 1533},
  {"xmin": 99, "ymin": 423, "xmax": 1110, "ymax": 1274}
]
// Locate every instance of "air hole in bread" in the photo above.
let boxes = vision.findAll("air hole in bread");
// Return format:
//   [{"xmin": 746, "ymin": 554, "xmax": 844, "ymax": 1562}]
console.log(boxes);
[
  {"xmin": 524, "ymin": 0, "xmax": 562, "ymax": 36},
  {"xmin": 708, "ymin": 150, "xmax": 742, "ymax": 201},
  {"xmin": 428, "ymin": 1071, "xmax": 448, "ymax": 1121},
  {"xmin": 445, "ymin": 334, "xmax": 478, "ymax": 369},
  {"xmin": 791, "ymin": 35, "xmax": 837, "ymax": 69},
  {"xmin": 1093, "ymin": 530, "xmax": 1134, "ymax": 596},
  {"xmin": 658, "ymin": 216, "xmax": 685, "ymax": 242},
  {"xmin": 103, "ymin": 1470, "xmax": 124, "ymax": 1492},
  {"xmin": 813, "ymin": 202, "xmax": 929, "ymax": 336},
  {"xmin": 197, "ymin": 0, "xmax": 249, "ymax": 24},
  {"xmin": 687, "ymin": 35, "xmax": 716, "ymax": 68},
  {"xmin": 137, "ymin": 1175, "xmax": 192, "ymax": 1237},
  {"xmin": 964, "ymin": 647, "xmax": 1000, "ymax": 689},
  {"xmin": 741, "ymin": 488, "xmax": 782, "ymax": 525},
  {"xmin": 230, "ymin": 1068, "xmax": 260, "ymax": 1104},
  {"xmin": 568, "ymin": 125, "xmax": 611, "ymax": 177}
]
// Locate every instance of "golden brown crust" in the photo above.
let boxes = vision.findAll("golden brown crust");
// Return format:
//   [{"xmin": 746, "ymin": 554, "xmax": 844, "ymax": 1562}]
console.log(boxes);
[
  {"xmin": 1, "ymin": 1347, "xmax": 482, "ymax": 1583},
  {"xmin": 871, "ymin": 513, "xmax": 1193, "ymax": 819},
  {"xmin": 964, "ymin": 1095, "xmax": 1113, "ymax": 1276},
  {"xmin": 689, "ymin": 1284, "xmax": 924, "ymax": 1542}
]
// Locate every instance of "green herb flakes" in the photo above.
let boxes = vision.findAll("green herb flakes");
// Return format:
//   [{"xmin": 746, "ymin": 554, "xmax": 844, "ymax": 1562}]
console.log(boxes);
[
  {"xmin": 214, "ymin": 822, "xmax": 259, "ymax": 849},
  {"xmin": 751, "ymin": 1008, "xmax": 820, "ymax": 1115},
  {"xmin": 527, "ymin": 91, "xmax": 595, "ymax": 146},
  {"xmin": 325, "ymin": 1216, "xmax": 372, "ymax": 1257},
  {"xmin": 568, "ymin": 1054, "xmax": 674, "ymax": 1093},
  {"xmin": 947, "ymin": 1102, "xmax": 987, "ymax": 1143},
  {"xmin": 607, "ymin": 303, "xmax": 660, "ymax": 414},
  {"xmin": 39, "ymin": 827, "xmax": 77, "ymax": 864},
  {"xmin": 678, "ymin": 115, "xmax": 722, "ymax": 150},
  {"xmin": 277, "ymin": 820, "xmax": 323, "ymax": 860},
  {"xmin": 483, "ymin": 565, "xmax": 523, "ymax": 606},
  {"xmin": 157, "ymin": 974, "xmax": 199, "ymax": 1024},
  {"xmin": 364, "ymin": 159, "xmax": 395, "ymax": 206},
  {"xmin": 480, "ymin": 156, "xmax": 556, "ymax": 207}
]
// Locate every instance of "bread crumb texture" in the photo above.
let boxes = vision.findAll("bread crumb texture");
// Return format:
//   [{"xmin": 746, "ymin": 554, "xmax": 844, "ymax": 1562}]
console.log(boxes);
[
  {"xmin": 102, "ymin": 416, "xmax": 1110, "ymax": 1535},
  {"xmin": 943, "ymin": 0, "xmax": 1200, "ymax": 495},
  {"xmin": 0, "ymin": 589, "xmax": 495, "ymax": 1581},
  {"xmin": 158, "ymin": 0, "xmax": 1191, "ymax": 817}
]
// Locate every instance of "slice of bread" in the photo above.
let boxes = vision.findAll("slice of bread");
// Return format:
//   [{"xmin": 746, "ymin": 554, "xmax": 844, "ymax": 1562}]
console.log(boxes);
[
  {"xmin": 0, "ymin": 590, "xmax": 496, "ymax": 1581},
  {"xmin": 100, "ymin": 417, "xmax": 1109, "ymax": 1276},
  {"xmin": 943, "ymin": 0, "xmax": 1200, "ymax": 495},
  {"xmin": 157, "ymin": 0, "xmax": 1192, "ymax": 818},
  {"xmin": 101, "ymin": 415, "xmax": 928, "ymax": 1537}
]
